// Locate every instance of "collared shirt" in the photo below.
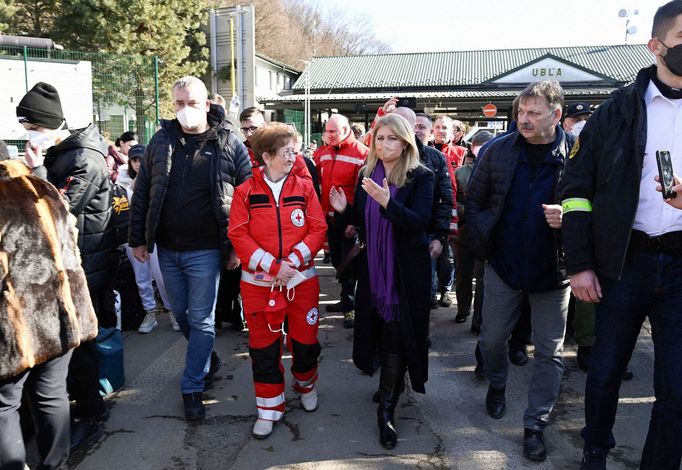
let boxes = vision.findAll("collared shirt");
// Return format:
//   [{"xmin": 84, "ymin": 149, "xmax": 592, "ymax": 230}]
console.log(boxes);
[{"xmin": 633, "ymin": 80, "xmax": 682, "ymax": 236}]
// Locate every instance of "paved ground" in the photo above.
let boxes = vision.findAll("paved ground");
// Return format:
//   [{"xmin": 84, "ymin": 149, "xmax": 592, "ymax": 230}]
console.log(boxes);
[{"xmin": 65, "ymin": 257, "xmax": 656, "ymax": 469}]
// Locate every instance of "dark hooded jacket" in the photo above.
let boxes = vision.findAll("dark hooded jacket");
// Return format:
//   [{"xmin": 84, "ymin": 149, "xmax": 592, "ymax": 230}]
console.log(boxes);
[
  {"xmin": 42, "ymin": 123, "xmax": 113, "ymax": 289},
  {"xmin": 416, "ymin": 138, "xmax": 453, "ymax": 242},
  {"xmin": 128, "ymin": 104, "xmax": 251, "ymax": 261}
]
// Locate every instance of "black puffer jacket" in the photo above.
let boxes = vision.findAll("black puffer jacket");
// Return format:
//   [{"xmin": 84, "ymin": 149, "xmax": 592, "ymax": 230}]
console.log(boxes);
[
  {"xmin": 416, "ymin": 138, "xmax": 452, "ymax": 241},
  {"xmin": 561, "ymin": 65, "xmax": 655, "ymax": 280},
  {"xmin": 42, "ymin": 124, "xmax": 112, "ymax": 289},
  {"xmin": 465, "ymin": 128, "xmax": 573, "ymax": 290},
  {"xmin": 128, "ymin": 105, "xmax": 251, "ymax": 261}
]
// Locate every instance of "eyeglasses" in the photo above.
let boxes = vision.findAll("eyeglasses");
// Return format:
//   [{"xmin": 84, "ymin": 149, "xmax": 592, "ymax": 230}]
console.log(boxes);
[
  {"xmin": 240, "ymin": 126, "xmax": 259, "ymax": 133},
  {"xmin": 275, "ymin": 149, "xmax": 297, "ymax": 159}
]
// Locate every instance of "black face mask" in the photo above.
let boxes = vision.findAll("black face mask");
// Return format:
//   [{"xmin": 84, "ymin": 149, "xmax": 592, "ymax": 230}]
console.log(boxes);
[{"xmin": 660, "ymin": 40, "xmax": 682, "ymax": 77}]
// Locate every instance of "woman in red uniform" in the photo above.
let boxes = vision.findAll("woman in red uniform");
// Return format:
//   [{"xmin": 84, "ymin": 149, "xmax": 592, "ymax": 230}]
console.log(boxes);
[{"xmin": 228, "ymin": 123, "xmax": 327, "ymax": 439}]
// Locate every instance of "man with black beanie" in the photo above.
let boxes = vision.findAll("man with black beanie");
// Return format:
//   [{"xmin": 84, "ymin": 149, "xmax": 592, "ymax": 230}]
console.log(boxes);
[{"xmin": 17, "ymin": 81, "xmax": 114, "ymax": 451}]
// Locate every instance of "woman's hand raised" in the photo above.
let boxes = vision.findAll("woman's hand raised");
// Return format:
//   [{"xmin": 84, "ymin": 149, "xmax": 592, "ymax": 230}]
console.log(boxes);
[
  {"xmin": 361, "ymin": 177, "xmax": 390, "ymax": 208},
  {"xmin": 329, "ymin": 186, "xmax": 348, "ymax": 213}
]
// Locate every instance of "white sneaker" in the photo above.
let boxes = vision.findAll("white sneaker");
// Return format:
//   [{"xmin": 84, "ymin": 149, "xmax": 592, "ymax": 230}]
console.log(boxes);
[
  {"xmin": 138, "ymin": 310, "xmax": 158, "ymax": 334},
  {"xmin": 252, "ymin": 419, "xmax": 274, "ymax": 439},
  {"xmin": 300, "ymin": 388, "xmax": 318, "ymax": 412},
  {"xmin": 168, "ymin": 312, "xmax": 180, "ymax": 331}
]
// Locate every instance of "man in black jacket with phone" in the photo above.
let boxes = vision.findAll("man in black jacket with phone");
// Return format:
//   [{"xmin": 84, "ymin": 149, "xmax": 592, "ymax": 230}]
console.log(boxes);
[{"xmin": 561, "ymin": 2, "xmax": 682, "ymax": 468}]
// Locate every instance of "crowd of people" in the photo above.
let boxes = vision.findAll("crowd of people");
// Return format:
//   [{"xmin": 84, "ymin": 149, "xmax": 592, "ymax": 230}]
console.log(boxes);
[{"xmin": 2, "ymin": 2, "xmax": 682, "ymax": 469}]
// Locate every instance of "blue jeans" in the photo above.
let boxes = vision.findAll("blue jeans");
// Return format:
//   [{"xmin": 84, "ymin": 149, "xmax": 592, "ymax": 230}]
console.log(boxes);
[
  {"xmin": 583, "ymin": 248, "xmax": 682, "ymax": 469},
  {"xmin": 157, "ymin": 247, "xmax": 221, "ymax": 394},
  {"xmin": 435, "ymin": 242, "xmax": 455, "ymax": 294}
]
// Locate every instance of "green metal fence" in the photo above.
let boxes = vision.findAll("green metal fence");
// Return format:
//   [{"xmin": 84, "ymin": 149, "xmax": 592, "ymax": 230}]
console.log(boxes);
[{"xmin": 1, "ymin": 45, "xmax": 159, "ymax": 148}]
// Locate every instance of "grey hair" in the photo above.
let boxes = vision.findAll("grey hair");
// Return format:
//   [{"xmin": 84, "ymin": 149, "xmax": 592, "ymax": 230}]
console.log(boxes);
[
  {"xmin": 518, "ymin": 81, "xmax": 564, "ymax": 111},
  {"xmin": 172, "ymin": 76, "xmax": 208, "ymax": 99}
]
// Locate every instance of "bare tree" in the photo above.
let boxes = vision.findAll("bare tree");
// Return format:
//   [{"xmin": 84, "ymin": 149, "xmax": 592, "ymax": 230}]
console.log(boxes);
[{"xmin": 212, "ymin": 0, "xmax": 390, "ymax": 66}]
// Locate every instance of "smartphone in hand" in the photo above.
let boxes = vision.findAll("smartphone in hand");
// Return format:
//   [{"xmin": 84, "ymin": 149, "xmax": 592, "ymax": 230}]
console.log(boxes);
[
  {"xmin": 656, "ymin": 150, "xmax": 676, "ymax": 199},
  {"xmin": 396, "ymin": 97, "xmax": 416, "ymax": 109}
]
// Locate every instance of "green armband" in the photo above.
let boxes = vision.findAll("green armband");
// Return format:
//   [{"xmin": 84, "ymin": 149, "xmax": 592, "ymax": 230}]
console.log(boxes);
[{"xmin": 562, "ymin": 198, "xmax": 592, "ymax": 213}]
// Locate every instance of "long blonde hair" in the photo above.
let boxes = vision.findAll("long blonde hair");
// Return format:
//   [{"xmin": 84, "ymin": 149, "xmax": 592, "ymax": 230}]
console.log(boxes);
[{"xmin": 365, "ymin": 114, "xmax": 421, "ymax": 188}]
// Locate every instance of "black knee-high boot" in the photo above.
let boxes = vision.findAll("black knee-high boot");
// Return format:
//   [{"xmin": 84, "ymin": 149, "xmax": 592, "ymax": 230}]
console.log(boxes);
[{"xmin": 377, "ymin": 352, "xmax": 406, "ymax": 449}]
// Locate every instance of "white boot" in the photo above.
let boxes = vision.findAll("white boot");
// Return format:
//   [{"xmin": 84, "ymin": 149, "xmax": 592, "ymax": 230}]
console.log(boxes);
[
  {"xmin": 252, "ymin": 419, "xmax": 274, "ymax": 439},
  {"xmin": 138, "ymin": 310, "xmax": 158, "ymax": 334},
  {"xmin": 300, "ymin": 388, "xmax": 318, "ymax": 412}
]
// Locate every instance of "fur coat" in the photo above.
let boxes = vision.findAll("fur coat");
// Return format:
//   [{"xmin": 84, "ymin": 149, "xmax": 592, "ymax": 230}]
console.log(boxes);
[{"xmin": 0, "ymin": 160, "xmax": 97, "ymax": 379}]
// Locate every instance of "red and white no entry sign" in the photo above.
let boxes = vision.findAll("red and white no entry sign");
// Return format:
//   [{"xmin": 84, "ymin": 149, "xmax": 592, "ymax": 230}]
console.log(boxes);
[{"xmin": 482, "ymin": 103, "xmax": 497, "ymax": 118}]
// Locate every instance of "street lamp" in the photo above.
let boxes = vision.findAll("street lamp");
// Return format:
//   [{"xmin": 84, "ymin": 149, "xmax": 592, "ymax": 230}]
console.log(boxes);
[
  {"xmin": 299, "ymin": 60, "xmax": 311, "ymax": 149},
  {"xmin": 618, "ymin": 8, "xmax": 639, "ymax": 45}
]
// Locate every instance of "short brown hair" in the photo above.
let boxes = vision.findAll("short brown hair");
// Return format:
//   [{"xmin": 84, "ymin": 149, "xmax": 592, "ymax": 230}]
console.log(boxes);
[
  {"xmin": 240, "ymin": 106, "xmax": 262, "ymax": 123},
  {"xmin": 250, "ymin": 122, "xmax": 297, "ymax": 164},
  {"xmin": 653, "ymin": 1, "xmax": 682, "ymax": 38},
  {"xmin": 518, "ymin": 81, "xmax": 564, "ymax": 111}
]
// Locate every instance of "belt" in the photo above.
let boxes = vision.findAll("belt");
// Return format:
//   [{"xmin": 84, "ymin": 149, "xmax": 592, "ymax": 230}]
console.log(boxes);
[{"xmin": 629, "ymin": 229, "xmax": 682, "ymax": 255}]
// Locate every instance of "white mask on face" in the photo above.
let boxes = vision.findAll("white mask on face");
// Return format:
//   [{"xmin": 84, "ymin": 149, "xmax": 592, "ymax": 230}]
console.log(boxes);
[
  {"xmin": 176, "ymin": 106, "xmax": 205, "ymax": 130},
  {"xmin": 28, "ymin": 130, "xmax": 57, "ymax": 150},
  {"xmin": 27, "ymin": 121, "xmax": 64, "ymax": 150},
  {"xmin": 570, "ymin": 120, "xmax": 586, "ymax": 137}
]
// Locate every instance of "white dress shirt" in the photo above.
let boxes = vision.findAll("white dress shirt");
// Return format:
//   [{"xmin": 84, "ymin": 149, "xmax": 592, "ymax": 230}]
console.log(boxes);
[{"xmin": 632, "ymin": 80, "xmax": 682, "ymax": 236}]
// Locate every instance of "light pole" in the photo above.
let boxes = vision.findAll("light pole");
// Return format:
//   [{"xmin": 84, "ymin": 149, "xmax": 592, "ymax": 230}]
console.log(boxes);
[
  {"xmin": 618, "ymin": 8, "xmax": 639, "ymax": 45},
  {"xmin": 300, "ymin": 60, "xmax": 311, "ymax": 148}
]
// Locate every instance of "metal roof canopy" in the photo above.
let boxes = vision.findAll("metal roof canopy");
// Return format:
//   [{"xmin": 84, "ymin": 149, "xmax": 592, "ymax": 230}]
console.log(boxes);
[
  {"xmin": 290, "ymin": 44, "xmax": 653, "ymax": 92},
  {"xmin": 263, "ymin": 44, "xmax": 653, "ymax": 124}
]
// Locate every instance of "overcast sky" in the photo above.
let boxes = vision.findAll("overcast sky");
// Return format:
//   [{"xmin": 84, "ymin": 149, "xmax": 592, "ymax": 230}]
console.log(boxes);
[{"xmin": 325, "ymin": 0, "xmax": 658, "ymax": 53}]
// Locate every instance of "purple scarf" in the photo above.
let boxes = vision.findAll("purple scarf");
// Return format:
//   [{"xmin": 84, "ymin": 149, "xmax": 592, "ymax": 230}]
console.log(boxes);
[{"xmin": 365, "ymin": 161, "xmax": 400, "ymax": 322}]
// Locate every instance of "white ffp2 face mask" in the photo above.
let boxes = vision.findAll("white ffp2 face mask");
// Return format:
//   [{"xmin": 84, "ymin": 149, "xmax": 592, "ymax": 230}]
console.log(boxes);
[
  {"xmin": 27, "ymin": 121, "xmax": 65, "ymax": 150},
  {"xmin": 176, "ymin": 106, "xmax": 206, "ymax": 130},
  {"xmin": 28, "ymin": 130, "xmax": 56, "ymax": 150},
  {"xmin": 570, "ymin": 120, "xmax": 586, "ymax": 137}
]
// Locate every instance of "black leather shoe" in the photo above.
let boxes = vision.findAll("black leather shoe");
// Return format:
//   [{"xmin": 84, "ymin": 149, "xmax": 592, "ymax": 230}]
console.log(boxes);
[
  {"xmin": 204, "ymin": 351, "xmax": 223, "ymax": 390},
  {"xmin": 70, "ymin": 417, "xmax": 103, "ymax": 452},
  {"xmin": 581, "ymin": 446, "xmax": 608, "ymax": 469},
  {"xmin": 509, "ymin": 345, "xmax": 528, "ymax": 366},
  {"xmin": 430, "ymin": 297, "xmax": 439, "ymax": 309},
  {"xmin": 577, "ymin": 346, "xmax": 592, "ymax": 372},
  {"xmin": 325, "ymin": 302, "xmax": 343, "ymax": 313},
  {"xmin": 183, "ymin": 392, "xmax": 205, "ymax": 421},
  {"xmin": 454, "ymin": 312, "xmax": 469, "ymax": 323},
  {"xmin": 523, "ymin": 428, "xmax": 547, "ymax": 462},
  {"xmin": 485, "ymin": 385, "xmax": 506, "ymax": 419},
  {"xmin": 377, "ymin": 404, "xmax": 398, "ymax": 449}
]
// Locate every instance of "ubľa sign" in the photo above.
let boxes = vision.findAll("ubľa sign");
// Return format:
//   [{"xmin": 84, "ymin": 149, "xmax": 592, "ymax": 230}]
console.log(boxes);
[{"xmin": 491, "ymin": 57, "xmax": 606, "ymax": 85}]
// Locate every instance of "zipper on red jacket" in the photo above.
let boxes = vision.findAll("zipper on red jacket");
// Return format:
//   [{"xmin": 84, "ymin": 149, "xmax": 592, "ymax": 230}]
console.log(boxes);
[{"xmin": 262, "ymin": 175, "xmax": 287, "ymax": 259}]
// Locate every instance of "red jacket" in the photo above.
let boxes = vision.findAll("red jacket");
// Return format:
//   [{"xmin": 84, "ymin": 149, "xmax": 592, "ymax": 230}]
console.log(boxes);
[
  {"xmin": 228, "ymin": 167, "xmax": 327, "ymax": 286},
  {"xmin": 313, "ymin": 133, "xmax": 368, "ymax": 217}
]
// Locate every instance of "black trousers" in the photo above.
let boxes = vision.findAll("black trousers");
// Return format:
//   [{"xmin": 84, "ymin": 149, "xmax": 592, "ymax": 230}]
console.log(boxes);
[
  {"xmin": 455, "ymin": 242, "xmax": 484, "ymax": 317},
  {"xmin": 67, "ymin": 339, "xmax": 104, "ymax": 419},
  {"xmin": 0, "ymin": 351, "xmax": 73, "ymax": 470},
  {"xmin": 89, "ymin": 251, "xmax": 120, "ymax": 329},
  {"xmin": 327, "ymin": 220, "xmax": 357, "ymax": 313}
]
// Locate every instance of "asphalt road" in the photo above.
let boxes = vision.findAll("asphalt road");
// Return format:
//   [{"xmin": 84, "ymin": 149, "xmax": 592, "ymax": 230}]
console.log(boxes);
[{"xmin": 67, "ymin": 257, "xmax": 656, "ymax": 469}]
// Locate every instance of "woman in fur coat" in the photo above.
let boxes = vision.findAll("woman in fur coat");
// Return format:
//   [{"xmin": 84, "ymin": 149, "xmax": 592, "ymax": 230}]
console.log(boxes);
[{"xmin": 0, "ymin": 156, "xmax": 98, "ymax": 469}]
